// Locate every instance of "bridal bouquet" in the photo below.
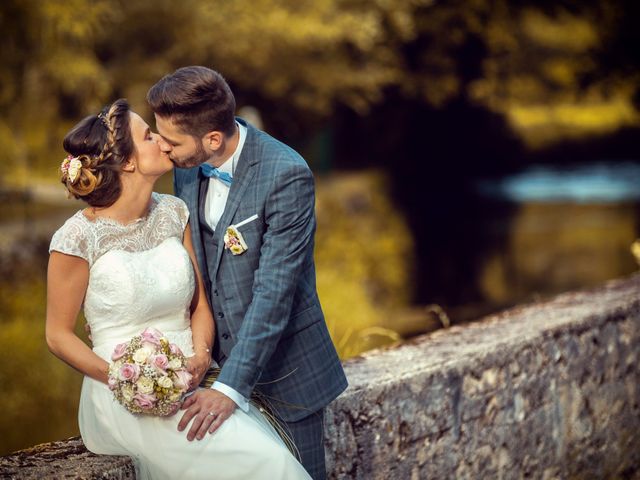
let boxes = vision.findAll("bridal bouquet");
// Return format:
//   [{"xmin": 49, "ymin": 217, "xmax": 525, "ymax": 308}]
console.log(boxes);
[{"xmin": 107, "ymin": 327, "xmax": 193, "ymax": 416}]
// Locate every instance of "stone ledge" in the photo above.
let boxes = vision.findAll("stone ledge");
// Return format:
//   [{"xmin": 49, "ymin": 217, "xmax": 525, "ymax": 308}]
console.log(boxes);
[
  {"xmin": 0, "ymin": 437, "xmax": 134, "ymax": 479},
  {"xmin": 325, "ymin": 272, "xmax": 640, "ymax": 479},
  {"xmin": 2, "ymin": 273, "xmax": 639, "ymax": 479}
]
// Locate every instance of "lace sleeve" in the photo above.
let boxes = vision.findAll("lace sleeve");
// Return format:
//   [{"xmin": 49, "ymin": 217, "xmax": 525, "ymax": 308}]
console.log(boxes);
[
  {"xmin": 49, "ymin": 214, "xmax": 93, "ymax": 265},
  {"xmin": 158, "ymin": 193, "xmax": 190, "ymax": 232},
  {"xmin": 175, "ymin": 196, "xmax": 190, "ymax": 231}
]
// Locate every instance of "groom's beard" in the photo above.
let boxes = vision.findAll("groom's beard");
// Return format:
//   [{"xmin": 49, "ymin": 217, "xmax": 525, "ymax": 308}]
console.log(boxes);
[{"xmin": 171, "ymin": 140, "xmax": 211, "ymax": 169}]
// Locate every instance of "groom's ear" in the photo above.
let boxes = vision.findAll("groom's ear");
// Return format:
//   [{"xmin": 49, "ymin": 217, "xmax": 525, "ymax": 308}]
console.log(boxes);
[{"xmin": 203, "ymin": 131, "xmax": 223, "ymax": 152}]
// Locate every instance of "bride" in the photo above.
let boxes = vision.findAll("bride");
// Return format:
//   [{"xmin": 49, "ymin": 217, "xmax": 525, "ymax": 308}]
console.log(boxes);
[{"xmin": 46, "ymin": 98, "xmax": 311, "ymax": 480}]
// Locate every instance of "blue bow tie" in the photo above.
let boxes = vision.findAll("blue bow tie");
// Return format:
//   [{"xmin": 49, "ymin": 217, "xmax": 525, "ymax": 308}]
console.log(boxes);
[{"xmin": 200, "ymin": 163, "xmax": 233, "ymax": 186}]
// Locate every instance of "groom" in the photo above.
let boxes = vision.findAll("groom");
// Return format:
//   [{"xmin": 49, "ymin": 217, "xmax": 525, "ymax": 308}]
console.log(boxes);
[{"xmin": 147, "ymin": 66, "xmax": 347, "ymax": 479}]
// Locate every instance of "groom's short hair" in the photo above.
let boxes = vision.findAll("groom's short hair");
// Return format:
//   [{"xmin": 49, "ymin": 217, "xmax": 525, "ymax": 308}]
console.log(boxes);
[{"xmin": 147, "ymin": 66, "xmax": 236, "ymax": 138}]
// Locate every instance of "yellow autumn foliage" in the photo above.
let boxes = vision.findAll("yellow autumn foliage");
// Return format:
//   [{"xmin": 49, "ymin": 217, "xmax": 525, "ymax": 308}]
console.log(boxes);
[
  {"xmin": 0, "ymin": 277, "xmax": 84, "ymax": 455},
  {"xmin": 2, "ymin": 0, "xmax": 638, "ymax": 181},
  {"xmin": 631, "ymin": 240, "xmax": 640, "ymax": 266},
  {"xmin": 315, "ymin": 170, "xmax": 415, "ymax": 358}
]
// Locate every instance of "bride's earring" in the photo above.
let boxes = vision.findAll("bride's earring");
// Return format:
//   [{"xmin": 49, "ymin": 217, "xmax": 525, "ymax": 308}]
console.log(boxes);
[{"xmin": 122, "ymin": 160, "xmax": 136, "ymax": 173}]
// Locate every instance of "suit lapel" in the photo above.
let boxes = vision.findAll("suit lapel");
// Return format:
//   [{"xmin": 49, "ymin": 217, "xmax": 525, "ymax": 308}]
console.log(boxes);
[
  {"xmin": 211, "ymin": 120, "xmax": 260, "ymax": 279},
  {"xmin": 179, "ymin": 167, "xmax": 210, "ymax": 292}
]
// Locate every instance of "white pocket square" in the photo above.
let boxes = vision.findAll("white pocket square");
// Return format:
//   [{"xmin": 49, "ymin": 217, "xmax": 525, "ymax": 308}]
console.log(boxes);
[{"xmin": 234, "ymin": 214, "xmax": 259, "ymax": 228}]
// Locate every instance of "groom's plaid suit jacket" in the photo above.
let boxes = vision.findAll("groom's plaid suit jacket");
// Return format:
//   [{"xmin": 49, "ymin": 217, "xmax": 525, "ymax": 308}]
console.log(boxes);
[{"xmin": 174, "ymin": 118, "xmax": 347, "ymax": 422}]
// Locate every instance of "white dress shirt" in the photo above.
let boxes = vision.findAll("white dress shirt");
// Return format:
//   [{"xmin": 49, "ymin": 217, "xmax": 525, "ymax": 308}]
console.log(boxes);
[
  {"xmin": 203, "ymin": 122, "xmax": 247, "ymax": 229},
  {"xmin": 203, "ymin": 122, "xmax": 250, "ymax": 412}
]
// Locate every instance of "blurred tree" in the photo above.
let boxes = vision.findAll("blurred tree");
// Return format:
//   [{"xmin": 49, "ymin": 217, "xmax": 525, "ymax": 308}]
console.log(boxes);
[
  {"xmin": 0, "ymin": 0, "xmax": 422, "ymax": 176},
  {"xmin": 0, "ymin": 0, "xmax": 113, "ymax": 179},
  {"xmin": 465, "ymin": 1, "xmax": 640, "ymax": 146},
  {"xmin": 1, "ymin": 0, "xmax": 639, "ymax": 178}
]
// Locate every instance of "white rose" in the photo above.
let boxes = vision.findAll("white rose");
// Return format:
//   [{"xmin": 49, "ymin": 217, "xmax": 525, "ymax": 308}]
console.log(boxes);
[
  {"xmin": 133, "ymin": 347, "xmax": 154, "ymax": 364},
  {"xmin": 110, "ymin": 359, "xmax": 124, "ymax": 373},
  {"xmin": 122, "ymin": 385, "xmax": 135, "ymax": 402},
  {"xmin": 157, "ymin": 376, "xmax": 173, "ymax": 389},
  {"xmin": 168, "ymin": 358, "xmax": 182, "ymax": 370},
  {"xmin": 168, "ymin": 391, "xmax": 182, "ymax": 402},
  {"xmin": 136, "ymin": 376, "xmax": 155, "ymax": 394}
]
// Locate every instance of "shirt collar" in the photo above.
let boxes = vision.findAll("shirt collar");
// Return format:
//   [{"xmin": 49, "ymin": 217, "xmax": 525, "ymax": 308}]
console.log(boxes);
[{"xmin": 217, "ymin": 121, "xmax": 247, "ymax": 175}]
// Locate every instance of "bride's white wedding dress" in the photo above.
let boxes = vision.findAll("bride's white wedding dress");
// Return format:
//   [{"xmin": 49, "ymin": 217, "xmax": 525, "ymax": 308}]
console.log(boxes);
[{"xmin": 50, "ymin": 192, "xmax": 311, "ymax": 480}]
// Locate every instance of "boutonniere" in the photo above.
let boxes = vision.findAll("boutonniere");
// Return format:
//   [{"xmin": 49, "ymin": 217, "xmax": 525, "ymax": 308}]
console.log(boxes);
[{"xmin": 224, "ymin": 214, "xmax": 258, "ymax": 255}]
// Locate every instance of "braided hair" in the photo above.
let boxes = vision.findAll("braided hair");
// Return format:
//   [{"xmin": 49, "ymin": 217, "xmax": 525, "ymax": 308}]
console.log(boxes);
[{"xmin": 61, "ymin": 99, "xmax": 135, "ymax": 207}]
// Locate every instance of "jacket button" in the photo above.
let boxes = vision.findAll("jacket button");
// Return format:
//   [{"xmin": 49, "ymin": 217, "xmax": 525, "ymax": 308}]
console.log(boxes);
[
  {"xmin": 222, "ymin": 333, "xmax": 230, "ymax": 340},
  {"xmin": 213, "ymin": 289, "xmax": 219, "ymax": 296},
  {"xmin": 217, "ymin": 312, "xmax": 224, "ymax": 318}
]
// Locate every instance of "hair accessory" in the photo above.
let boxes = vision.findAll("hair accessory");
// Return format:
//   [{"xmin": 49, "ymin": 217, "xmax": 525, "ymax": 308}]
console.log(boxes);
[
  {"xmin": 61, "ymin": 155, "xmax": 83, "ymax": 184},
  {"xmin": 97, "ymin": 111, "xmax": 110, "ymax": 128},
  {"xmin": 60, "ymin": 155, "xmax": 72, "ymax": 175}
]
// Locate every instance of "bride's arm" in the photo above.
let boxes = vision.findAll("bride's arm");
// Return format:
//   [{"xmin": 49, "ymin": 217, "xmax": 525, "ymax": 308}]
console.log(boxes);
[
  {"xmin": 183, "ymin": 223, "xmax": 214, "ymax": 387},
  {"xmin": 45, "ymin": 252, "xmax": 109, "ymax": 384}
]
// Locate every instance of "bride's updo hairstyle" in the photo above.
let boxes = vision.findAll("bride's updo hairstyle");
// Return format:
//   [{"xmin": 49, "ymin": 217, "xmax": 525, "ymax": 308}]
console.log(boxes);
[{"xmin": 61, "ymin": 98, "xmax": 134, "ymax": 207}]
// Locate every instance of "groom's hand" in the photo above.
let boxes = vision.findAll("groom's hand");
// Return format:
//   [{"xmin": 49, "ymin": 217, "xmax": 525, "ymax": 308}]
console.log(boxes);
[{"xmin": 178, "ymin": 389, "xmax": 237, "ymax": 441}]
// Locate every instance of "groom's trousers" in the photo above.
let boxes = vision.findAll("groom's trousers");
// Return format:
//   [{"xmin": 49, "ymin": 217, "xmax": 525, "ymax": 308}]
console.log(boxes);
[{"xmin": 287, "ymin": 409, "xmax": 326, "ymax": 480}]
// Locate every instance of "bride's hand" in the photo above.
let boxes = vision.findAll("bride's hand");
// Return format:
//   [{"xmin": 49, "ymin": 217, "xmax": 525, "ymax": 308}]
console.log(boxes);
[{"xmin": 186, "ymin": 352, "xmax": 210, "ymax": 390}]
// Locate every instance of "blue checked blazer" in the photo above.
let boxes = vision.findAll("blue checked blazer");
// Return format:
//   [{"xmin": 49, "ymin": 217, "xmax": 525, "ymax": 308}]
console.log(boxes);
[{"xmin": 174, "ymin": 118, "xmax": 347, "ymax": 422}]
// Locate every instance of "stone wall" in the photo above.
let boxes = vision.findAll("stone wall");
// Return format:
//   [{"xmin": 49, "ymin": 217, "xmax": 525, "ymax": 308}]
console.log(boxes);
[
  {"xmin": 2, "ymin": 273, "xmax": 639, "ymax": 479},
  {"xmin": 325, "ymin": 273, "xmax": 640, "ymax": 479}
]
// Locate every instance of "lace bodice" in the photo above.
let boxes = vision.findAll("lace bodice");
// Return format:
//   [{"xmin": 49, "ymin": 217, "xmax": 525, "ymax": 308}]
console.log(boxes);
[
  {"xmin": 50, "ymin": 192, "xmax": 189, "ymax": 267},
  {"xmin": 49, "ymin": 193, "xmax": 196, "ymax": 358}
]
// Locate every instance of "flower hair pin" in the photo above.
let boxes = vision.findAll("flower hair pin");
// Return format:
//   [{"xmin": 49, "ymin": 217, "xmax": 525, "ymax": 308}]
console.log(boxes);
[{"xmin": 61, "ymin": 155, "xmax": 83, "ymax": 184}]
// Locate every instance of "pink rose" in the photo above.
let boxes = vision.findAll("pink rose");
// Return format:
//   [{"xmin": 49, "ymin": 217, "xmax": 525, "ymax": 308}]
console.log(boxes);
[
  {"xmin": 140, "ymin": 327, "xmax": 163, "ymax": 346},
  {"xmin": 118, "ymin": 363, "xmax": 140, "ymax": 382},
  {"xmin": 133, "ymin": 392, "xmax": 157, "ymax": 409},
  {"xmin": 152, "ymin": 354, "xmax": 169, "ymax": 373},
  {"xmin": 107, "ymin": 376, "xmax": 118, "ymax": 391},
  {"xmin": 169, "ymin": 343, "xmax": 183, "ymax": 356},
  {"xmin": 111, "ymin": 343, "xmax": 128, "ymax": 361},
  {"xmin": 173, "ymin": 369, "xmax": 193, "ymax": 391}
]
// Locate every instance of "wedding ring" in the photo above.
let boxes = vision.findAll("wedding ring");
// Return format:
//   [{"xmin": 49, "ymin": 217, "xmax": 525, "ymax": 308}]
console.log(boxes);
[{"xmin": 208, "ymin": 412, "xmax": 216, "ymax": 417}]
